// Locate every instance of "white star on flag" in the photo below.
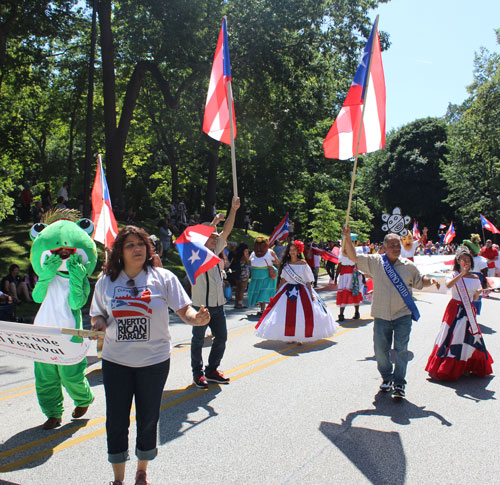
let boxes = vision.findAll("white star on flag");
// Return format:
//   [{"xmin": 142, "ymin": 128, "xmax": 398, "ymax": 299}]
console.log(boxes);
[
  {"xmin": 188, "ymin": 250, "xmax": 201, "ymax": 264},
  {"xmin": 288, "ymin": 287, "xmax": 299, "ymax": 298}
]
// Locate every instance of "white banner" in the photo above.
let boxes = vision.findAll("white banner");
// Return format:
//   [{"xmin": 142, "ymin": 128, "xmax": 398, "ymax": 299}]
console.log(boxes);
[{"xmin": 0, "ymin": 321, "xmax": 91, "ymax": 365}]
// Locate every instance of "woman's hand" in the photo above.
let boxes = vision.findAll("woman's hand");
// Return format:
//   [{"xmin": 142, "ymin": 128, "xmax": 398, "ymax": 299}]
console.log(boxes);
[{"xmin": 89, "ymin": 316, "xmax": 107, "ymax": 340}]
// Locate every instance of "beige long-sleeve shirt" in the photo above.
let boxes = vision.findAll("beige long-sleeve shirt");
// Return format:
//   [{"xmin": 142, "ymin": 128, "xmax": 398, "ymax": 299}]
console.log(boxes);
[{"xmin": 356, "ymin": 254, "xmax": 424, "ymax": 321}]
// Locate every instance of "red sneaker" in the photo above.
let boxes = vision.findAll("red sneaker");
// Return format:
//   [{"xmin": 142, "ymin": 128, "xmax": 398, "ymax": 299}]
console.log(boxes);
[{"xmin": 205, "ymin": 370, "xmax": 230, "ymax": 384}]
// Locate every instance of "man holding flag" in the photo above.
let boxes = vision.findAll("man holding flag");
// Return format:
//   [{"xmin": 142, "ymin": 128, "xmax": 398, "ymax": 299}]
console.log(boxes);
[{"xmin": 189, "ymin": 196, "xmax": 240, "ymax": 389}]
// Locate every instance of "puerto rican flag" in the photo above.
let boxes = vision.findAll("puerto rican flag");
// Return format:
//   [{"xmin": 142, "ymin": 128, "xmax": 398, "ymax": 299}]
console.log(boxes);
[
  {"xmin": 175, "ymin": 225, "xmax": 221, "ymax": 284},
  {"xmin": 111, "ymin": 290, "xmax": 153, "ymax": 319},
  {"xmin": 480, "ymin": 214, "xmax": 500, "ymax": 234},
  {"xmin": 203, "ymin": 17, "xmax": 236, "ymax": 145},
  {"xmin": 91, "ymin": 154, "xmax": 119, "ymax": 248},
  {"xmin": 412, "ymin": 220, "xmax": 421, "ymax": 240},
  {"xmin": 268, "ymin": 214, "xmax": 290, "ymax": 246},
  {"xmin": 439, "ymin": 223, "xmax": 447, "ymax": 229},
  {"xmin": 444, "ymin": 222, "xmax": 456, "ymax": 244},
  {"xmin": 323, "ymin": 17, "xmax": 385, "ymax": 160}
]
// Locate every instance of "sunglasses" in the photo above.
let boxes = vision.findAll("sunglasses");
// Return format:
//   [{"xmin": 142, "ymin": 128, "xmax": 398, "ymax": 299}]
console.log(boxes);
[{"xmin": 126, "ymin": 279, "xmax": 139, "ymax": 297}]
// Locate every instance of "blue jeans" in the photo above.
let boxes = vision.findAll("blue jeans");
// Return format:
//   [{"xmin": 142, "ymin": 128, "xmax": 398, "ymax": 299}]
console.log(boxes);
[
  {"xmin": 102, "ymin": 358, "xmax": 170, "ymax": 464},
  {"xmin": 191, "ymin": 305, "xmax": 227, "ymax": 378},
  {"xmin": 373, "ymin": 315, "xmax": 412, "ymax": 386}
]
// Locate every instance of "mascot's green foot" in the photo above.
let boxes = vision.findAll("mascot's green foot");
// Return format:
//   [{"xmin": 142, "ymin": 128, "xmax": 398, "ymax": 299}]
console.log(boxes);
[{"xmin": 42, "ymin": 417, "xmax": 62, "ymax": 430}]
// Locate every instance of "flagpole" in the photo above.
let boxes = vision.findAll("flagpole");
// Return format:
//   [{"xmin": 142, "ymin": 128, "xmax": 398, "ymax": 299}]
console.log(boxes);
[
  {"xmin": 225, "ymin": 17, "xmax": 238, "ymax": 198},
  {"xmin": 227, "ymin": 80, "xmax": 238, "ymax": 197},
  {"xmin": 345, "ymin": 14, "xmax": 380, "ymax": 228}
]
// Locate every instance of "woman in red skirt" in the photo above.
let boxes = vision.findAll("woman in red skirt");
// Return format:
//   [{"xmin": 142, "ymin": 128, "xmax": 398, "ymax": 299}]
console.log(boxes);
[{"xmin": 426, "ymin": 246, "xmax": 493, "ymax": 381}]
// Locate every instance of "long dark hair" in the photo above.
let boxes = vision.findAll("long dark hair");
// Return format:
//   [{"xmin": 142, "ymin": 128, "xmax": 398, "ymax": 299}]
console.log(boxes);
[
  {"xmin": 453, "ymin": 247, "xmax": 474, "ymax": 273},
  {"xmin": 104, "ymin": 225, "xmax": 160, "ymax": 281},
  {"xmin": 277, "ymin": 242, "xmax": 303, "ymax": 281}
]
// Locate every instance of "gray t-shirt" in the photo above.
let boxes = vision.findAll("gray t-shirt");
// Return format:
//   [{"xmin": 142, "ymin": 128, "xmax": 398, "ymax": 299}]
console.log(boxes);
[{"xmin": 90, "ymin": 267, "xmax": 191, "ymax": 367}]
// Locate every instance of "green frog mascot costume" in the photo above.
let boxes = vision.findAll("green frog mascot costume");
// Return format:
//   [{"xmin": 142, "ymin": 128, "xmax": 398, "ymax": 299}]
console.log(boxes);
[{"xmin": 30, "ymin": 209, "xmax": 98, "ymax": 430}]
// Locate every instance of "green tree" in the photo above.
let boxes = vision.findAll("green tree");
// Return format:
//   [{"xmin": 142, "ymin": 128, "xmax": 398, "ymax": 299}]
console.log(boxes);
[
  {"xmin": 358, "ymin": 117, "xmax": 450, "ymax": 235},
  {"xmin": 443, "ymin": 39, "xmax": 500, "ymax": 228}
]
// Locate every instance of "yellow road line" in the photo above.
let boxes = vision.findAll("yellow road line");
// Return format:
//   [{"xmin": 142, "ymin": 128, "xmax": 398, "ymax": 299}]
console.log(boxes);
[
  {"xmin": 0, "ymin": 315, "xmax": 372, "ymax": 472},
  {"xmin": 0, "ymin": 383, "xmax": 34, "ymax": 396}
]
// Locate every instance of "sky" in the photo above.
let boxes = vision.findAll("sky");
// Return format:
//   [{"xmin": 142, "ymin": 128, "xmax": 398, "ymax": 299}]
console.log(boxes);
[{"xmin": 369, "ymin": 0, "xmax": 500, "ymax": 131}]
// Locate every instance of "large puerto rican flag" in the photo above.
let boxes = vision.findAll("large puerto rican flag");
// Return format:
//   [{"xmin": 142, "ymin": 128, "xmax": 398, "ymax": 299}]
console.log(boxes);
[
  {"xmin": 480, "ymin": 214, "xmax": 500, "ymax": 234},
  {"xmin": 323, "ymin": 18, "xmax": 385, "ymax": 160},
  {"xmin": 203, "ymin": 17, "xmax": 236, "ymax": 145},
  {"xmin": 91, "ymin": 154, "xmax": 119, "ymax": 248},
  {"xmin": 268, "ymin": 214, "xmax": 290, "ymax": 246},
  {"xmin": 444, "ymin": 221, "xmax": 456, "ymax": 244},
  {"xmin": 175, "ymin": 225, "xmax": 221, "ymax": 284}
]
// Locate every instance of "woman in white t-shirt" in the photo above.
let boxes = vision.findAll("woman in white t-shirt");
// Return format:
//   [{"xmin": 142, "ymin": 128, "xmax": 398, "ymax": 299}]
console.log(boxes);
[{"xmin": 90, "ymin": 226, "xmax": 209, "ymax": 485}]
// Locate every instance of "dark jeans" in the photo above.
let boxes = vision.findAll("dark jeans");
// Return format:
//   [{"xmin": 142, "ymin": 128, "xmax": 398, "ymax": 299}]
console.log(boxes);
[
  {"xmin": 102, "ymin": 358, "xmax": 170, "ymax": 464},
  {"xmin": 191, "ymin": 305, "xmax": 227, "ymax": 378},
  {"xmin": 373, "ymin": 315, "xmax": 412, "ymax": 386}
]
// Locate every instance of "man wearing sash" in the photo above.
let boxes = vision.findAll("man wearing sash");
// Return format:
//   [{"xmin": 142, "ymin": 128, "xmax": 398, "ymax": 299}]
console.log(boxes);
[{"xmin": 342, "ymin": 228, "xmax": 439, "ymax": 399}]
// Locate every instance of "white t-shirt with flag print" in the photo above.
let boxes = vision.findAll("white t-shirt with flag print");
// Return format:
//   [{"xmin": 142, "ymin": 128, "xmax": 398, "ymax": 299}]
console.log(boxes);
[{"xmin": 90, "ymin": 267, "xmax": 191, "ymax": 367}]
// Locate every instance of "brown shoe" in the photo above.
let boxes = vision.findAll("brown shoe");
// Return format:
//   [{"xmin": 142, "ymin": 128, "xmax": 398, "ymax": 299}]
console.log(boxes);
[
  {"xmin": 135, "ymin": 470, "xmax": 150, "ymax": 485},
  {"xmin": 72, "ymin": 396, "xmax": 94, "ymax": 418},
  {"xmin": 42, "ymin": 417, "xmax": 62, "ymax": 430}
]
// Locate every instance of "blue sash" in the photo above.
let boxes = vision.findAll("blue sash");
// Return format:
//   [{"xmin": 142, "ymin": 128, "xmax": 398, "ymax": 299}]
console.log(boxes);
[{"xmin": 381, "ymin": 254, "xmax": 420, "ymax": 321}]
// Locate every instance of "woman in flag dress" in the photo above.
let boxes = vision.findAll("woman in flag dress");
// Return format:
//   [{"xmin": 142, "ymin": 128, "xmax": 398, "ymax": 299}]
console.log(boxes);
[
  {"xmin": 247, "ymin": 236, "xmax": 280, "ymax": 315},
  {"xmin": 425, "ymin": 246, "xmax": 493, "ymax": 381},
  {"xmin": 255, "ymin": 241, "xmax": 338, "ymax": 343},
  {"xmin": 336, "ymin": 234, "xmax": 364, "ymax": 321}
]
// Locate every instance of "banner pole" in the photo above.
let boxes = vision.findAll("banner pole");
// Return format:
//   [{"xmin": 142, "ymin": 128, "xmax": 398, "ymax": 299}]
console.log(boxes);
[
  {"xmin": 227, "ymin": 79, "xmax": 238, "ymax": 198},
  {"xmin": 61, "ymin": 328, "xmax": 105, "ymax": 338}
]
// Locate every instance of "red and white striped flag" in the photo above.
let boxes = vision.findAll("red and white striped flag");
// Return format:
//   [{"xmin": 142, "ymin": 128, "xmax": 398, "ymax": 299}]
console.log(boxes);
[
  {"xmin": 91, "ymin": 154, "xmax": 119, "ymax": 248},
  {"xmin": 324, "ymin": 19, "xmax": 385, "ymax": 160},
  {"xmin": 412, "ymin": 220, "xmax": 421, "ymax": 240},
  {"xmin": 444, "ymin": 222, "xmax": 456, "ymax": 244},
  {"xmin": 203, "ymin": 18, "xmax": 236, "ymax": 145}
]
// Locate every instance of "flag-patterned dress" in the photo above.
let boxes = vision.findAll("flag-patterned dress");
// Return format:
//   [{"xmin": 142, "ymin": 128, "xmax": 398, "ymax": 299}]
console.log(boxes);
[
  {"xmin": 336, "ymin": 250, "xmax": 364, "ymax": 307},
  {"xmin": 425, "ymin": 275, "xmax": 493, "ymax": 380},
  {"xmin": 255, "ymin": 263, "xmax": 338, "ymax": 342}
]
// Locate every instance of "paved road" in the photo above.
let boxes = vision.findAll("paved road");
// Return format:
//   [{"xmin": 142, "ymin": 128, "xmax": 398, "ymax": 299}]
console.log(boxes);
[{"xmin": 0, "ymin": 274, "xmax": 498, "ymax": 484}]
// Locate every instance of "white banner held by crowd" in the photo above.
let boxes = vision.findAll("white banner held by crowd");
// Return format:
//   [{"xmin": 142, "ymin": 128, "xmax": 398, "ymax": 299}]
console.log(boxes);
[{"xmin": 0, "ymin": 321, "xmax": 91, "ymax": 365}]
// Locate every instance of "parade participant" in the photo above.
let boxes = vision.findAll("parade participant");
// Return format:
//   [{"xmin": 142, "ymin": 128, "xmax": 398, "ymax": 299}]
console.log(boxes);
[
  {"xmin": 400, "ymin": 227, "xmax": 427, "ymax": 262},
  {"xmin": 336, "ymin": 234, "xmax": 363, "ymax": 322},
  {"xmin": 480, "ymin": 239, "xmax": 498, "ymax": 277},
  {"xmin": 304, "ymin": 240, "xmax": 321, "ymax": 288},
  {"xmin": 255, "ymin": 241, "xmax": 338, "ymax": 343},
  {"xmin": 463, "ymin": 236, "xmax": 488, "ymax": 310},
  {"xmin": 90, "ymin": 225, "xmax": 209, "ymax": 485},
  {"xmin": 425, "ymin": 246, "xmax": 493, "ymax": 381},
  {"xmin": 248, "ymin": 236, "xmax": 280, "ymax": 315},
  {"xmin": 190, "ymin": 196, "xmax": 240, "ymax": 389},
  {"xmin": 342, "ymin": 227, "xmax": 439, "ymax": 399},
  {"xmin": 230, "ymin": 242, "xmax": 250, "ymax": 309},
  {"xmin": 29, "ymin": 209, "xmax": 97, "ymax": 429}
]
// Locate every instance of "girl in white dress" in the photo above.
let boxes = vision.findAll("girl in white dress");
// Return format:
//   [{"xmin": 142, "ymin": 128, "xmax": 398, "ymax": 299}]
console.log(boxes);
[
  {"xmin": 426, "ymin": 246, "xmax": 493, "ymax": 380},
  {"xmin": 255, "ymin": 241, "xmax": 338, "ymax": 343}
]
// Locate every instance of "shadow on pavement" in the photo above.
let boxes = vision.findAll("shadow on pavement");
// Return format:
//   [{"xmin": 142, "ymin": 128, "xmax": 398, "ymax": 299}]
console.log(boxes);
[
  {"xmin": 426, "ymin": 374, "xmax": 496, "ymax": 402},
  {"xmin": 158, "ymin": 385, "xmax": 222, "ymax": 445},
  {"xmin": 0, "ymin": 420, "xmax": 89, "ymax": 471},
  {"xmin": 319, "ymin": 391, "xmax": 452, "ymax": 484},
  {"xmin": 319, "ymin": 421, "xmax": 406, "ymax": 484},
  {"xmin": 253, "ymin": 339, "xmax": 336, "ymax": 355},
  {"xmin": 478, "ymin": 323, "xmax": 496, "ymax": 335},
  {"xmin": 357, "ymin": 350, "xmax": 414, "ymax": 363}
]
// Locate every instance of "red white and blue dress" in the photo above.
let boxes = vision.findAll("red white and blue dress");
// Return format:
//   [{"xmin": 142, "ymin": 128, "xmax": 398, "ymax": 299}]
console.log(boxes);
[
  {"xmin": 336, "ymin": 250, "xmax": 364, "ymax": 307},
  {"xmin": 255, "ymin": 263, "xmax": 338, "ymax": 342},
  {"xmin": 425, "ymin": 273, "xmax": 493, "ymax": 381}
]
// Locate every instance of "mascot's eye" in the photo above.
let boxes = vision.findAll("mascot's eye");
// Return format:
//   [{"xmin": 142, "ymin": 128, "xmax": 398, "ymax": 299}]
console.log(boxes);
[
  {"xmin": 30, "ymin": 223, "xmax": 47, "ymax": 240},
  {"xmin": 77, "ymin": 218, "xmax": 94, "ymax": 235}
]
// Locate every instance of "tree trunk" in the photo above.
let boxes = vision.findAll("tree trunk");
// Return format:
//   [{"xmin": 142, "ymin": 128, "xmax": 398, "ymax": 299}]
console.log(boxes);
[{"xmin": 96, "ymin": 0, "xmax": 118, "ymax": 201}]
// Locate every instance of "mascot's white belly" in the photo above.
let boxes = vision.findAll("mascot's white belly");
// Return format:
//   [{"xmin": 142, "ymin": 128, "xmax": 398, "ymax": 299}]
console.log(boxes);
[{"xmin": 34, "ymin": 275, "xmax": 75, "ymax": 329}]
